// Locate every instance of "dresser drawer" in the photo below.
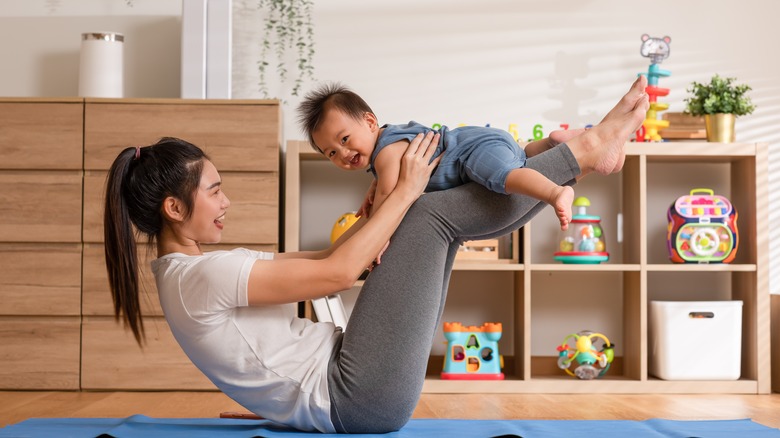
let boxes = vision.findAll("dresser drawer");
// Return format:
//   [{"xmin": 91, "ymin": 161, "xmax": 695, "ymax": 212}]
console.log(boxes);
[
  {"xmin": 84, "ymin": 100, "xmax": 280, "ymax": 172},
  {"xmin": 81, "ymin": 316, "xmax": 216, "ymax": 390},
  {"xmin": 220, "ymin": 172, "xmax": 279, "ymax": 245},
  {"xmin": 0, "ymin": 316, "xmax": 80, "ymax": 389},
  {"xmin": 0, "ymin": 100, "xmax": 83, "ymax": 170},
  {"xmin": 0, "ymin": 243, "xmax": 81, "ymax": 316},
  {"xmin": 82, "ymin": 243, "xmax": 161, "ymax": 317},
  {"xmin": 0, "ymin": 171, "xmax": 82, "ymax": 242}
]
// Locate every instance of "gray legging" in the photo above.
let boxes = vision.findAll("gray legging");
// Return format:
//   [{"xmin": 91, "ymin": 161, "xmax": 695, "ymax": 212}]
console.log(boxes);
[{"xmin": 327, "ymin": 144, "xmax": 580, "ymax": 433}]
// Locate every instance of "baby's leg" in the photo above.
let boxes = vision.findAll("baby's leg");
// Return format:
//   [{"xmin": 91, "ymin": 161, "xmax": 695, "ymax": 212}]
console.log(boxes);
[
  {"xmin": 524, "ymin": 128, "xmax": 585, "ymax": 157},
  {"xmin": 505, "ymin": 167, "xmax": 574, "ymax": 230}
]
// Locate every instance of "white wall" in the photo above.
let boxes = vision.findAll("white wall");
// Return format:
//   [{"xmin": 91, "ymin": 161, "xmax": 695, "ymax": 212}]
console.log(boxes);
[{"xmin": 1, "ymin": 0, "xmax": 778, "ymax": 355}]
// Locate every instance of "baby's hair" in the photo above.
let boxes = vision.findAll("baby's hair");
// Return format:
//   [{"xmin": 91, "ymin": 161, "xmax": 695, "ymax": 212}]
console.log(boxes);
[
  {"xmin": 103, "ymin": 137, "xmax": 207, "ymax": 345},
  {"xmin": 297, "ymin": 82, "xmax": 375, "ymax": 152}
]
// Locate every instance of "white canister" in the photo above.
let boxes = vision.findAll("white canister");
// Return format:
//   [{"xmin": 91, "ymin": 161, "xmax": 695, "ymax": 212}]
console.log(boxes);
[{"xmin": 78, "ymin": 32, "xmax": 124, "ymax": 98}]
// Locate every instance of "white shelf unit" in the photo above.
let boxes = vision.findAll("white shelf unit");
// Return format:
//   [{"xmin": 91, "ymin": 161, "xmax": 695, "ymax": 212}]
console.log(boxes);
[{"xmin": 284, "ymin": 140, "xmax": 770, "ymax": 394}]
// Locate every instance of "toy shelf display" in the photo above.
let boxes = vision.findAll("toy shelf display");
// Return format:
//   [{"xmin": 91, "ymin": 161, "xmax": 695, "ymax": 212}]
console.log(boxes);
[{"xmin": 285, "ymin": 140, "xmax": 770, "ymax": 395}]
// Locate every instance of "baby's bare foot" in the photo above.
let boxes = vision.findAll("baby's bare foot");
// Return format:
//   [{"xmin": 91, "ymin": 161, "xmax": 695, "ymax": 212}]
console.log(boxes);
[{"xmin": 551, "ymin": 185, "xmax": 575, "ymax": 230}]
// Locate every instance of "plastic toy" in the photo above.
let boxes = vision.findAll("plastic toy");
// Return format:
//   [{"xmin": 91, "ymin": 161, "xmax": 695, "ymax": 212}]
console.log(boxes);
[
  {"xmin": 637, "ymin": 34, "xmax": 672, "ymax": 142},
  {"xmin": 554, "ymin": 197, "xmax": 609, "ymax": 264},
  {"xmin": 441, "ymin": 322, "xmax": 504, "ymax": 380},
  {"xmin": 330, "ymin": 212, "xmax": 359, "ymax": 244},
  {"xmin": 556, "ymin": 330, "xmax": 615, "ymax": 380},
  {"xmin": 667, "ymin": 188, "xmax": 738, "ymax": 263}
]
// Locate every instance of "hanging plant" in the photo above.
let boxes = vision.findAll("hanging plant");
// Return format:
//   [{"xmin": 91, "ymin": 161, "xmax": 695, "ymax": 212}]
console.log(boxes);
[{"xmin": 257, "ymin": 0, "xmax": 316, "ymax": 98}]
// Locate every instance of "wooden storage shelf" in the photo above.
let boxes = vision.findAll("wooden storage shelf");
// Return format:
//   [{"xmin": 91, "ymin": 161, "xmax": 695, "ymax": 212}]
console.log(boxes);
[
  {"xmin": 529, "ymin": 264, "xmax": 641, "ymax": 271},
  {"xmin": 645, "ymin": 264, "xmax": 757, "ymax": 272},
  {"xmin": 286, "ymin": 140, "xmax": 769, "ymax": 394}
]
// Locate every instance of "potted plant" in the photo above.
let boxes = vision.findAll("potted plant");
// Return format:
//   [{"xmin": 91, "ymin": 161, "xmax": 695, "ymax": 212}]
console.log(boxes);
[
  {"xmin": 257, "ymin": 0, "xmax": 316, "ymax": 98},
  {"xmin": 684, "ymin": 74, "xmax": 755, "ymax": 143}
]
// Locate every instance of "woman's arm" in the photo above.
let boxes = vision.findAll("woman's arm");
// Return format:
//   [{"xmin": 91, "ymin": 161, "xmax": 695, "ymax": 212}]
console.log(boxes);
[
  {"xmin": 247, "ymin": 132, "xmax": 441, "ymax": 305},
  {"xmin": 275, "ymin": 216, "xmax": 368, "ymax": 261}
]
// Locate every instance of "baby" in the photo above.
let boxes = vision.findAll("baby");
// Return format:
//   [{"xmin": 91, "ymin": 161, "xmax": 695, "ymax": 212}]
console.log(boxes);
[{"xmin": 298, "ymin": 84, "xmax": 579, "ymax": 230}]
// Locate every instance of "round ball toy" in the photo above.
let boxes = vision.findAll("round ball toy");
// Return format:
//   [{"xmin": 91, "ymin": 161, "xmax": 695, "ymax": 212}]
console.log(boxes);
[
  {"xmin": 556, "ymin": 330, "xmax": 615, "ymax": 380},
  {"xmin": 554, "ymin": 197, "xmax": 609, "ymax": 264},
  {"xmin": 330, "ymin": 212, "xmax": 359, "ymax": 244}
]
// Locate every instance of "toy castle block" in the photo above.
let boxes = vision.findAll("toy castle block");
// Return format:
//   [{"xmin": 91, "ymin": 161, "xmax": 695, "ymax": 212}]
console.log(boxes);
[{"xmin": 441, "ymin": 322, "xmax": 504, "ymax": 380}]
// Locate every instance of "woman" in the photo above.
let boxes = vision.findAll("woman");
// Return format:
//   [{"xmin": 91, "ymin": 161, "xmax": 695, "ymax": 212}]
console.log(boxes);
[{"xmin": 103, "ymin": 78, "xmax": 647, "ymax": 433}]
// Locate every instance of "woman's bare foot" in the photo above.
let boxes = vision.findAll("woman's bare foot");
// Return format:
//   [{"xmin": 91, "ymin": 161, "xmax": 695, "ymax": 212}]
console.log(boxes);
[
  {"xmin": 550, "ymin": 185, "xmax": 575, "ymax": 230},
  {"xmin": 600, "ymin": 75, "xmax": 649, "ymax": 124},
  {"xmin": 568, "ymin": 76, "xmax": 649, "ymax": 176}
]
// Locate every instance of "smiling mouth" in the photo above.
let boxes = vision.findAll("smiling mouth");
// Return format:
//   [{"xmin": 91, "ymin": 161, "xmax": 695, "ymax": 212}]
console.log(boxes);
[
  {"xmin": 215, "ymin": 214, "xmax": 225, "ymax": 229},
  {"xmin": 349, "ymin": 154, "xmax": 360, "ymax": 166}
]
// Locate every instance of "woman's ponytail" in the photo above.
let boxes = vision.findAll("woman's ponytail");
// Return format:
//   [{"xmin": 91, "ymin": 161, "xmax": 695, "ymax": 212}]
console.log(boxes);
[{"xmin": 104, "ymin": 147, "xmax": 144, "ymax": 344}]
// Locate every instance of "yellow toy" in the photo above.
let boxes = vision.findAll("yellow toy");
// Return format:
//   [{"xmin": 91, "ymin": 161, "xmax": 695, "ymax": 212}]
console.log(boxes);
[
  {"xmin": 556, "ymin": 330, "xmax": 615, "ymax": 380},
  {"xmin": 330, "ymin": 212, "xmax": 359, "ymax": 243},
  {"xmin": 637, "ymin": 34, "xmax": 672, "ymax": 141}
]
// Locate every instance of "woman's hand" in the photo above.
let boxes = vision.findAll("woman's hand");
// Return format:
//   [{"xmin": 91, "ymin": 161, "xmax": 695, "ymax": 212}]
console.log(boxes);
[{"xmin": 395, "ymin": 131, "xmax": 441, "ymax": 202}]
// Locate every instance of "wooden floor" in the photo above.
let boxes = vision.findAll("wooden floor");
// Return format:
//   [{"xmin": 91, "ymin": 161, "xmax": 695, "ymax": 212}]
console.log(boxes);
[{"xmin": 1, "ymin": 391, "xmax": 780, "ymax": 430}]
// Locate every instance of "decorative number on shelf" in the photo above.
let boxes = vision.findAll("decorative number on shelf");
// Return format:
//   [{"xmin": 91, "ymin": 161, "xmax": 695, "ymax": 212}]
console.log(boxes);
[
  {"xmin": 636, "ymin": 125, "xmax": 646, "ymax": 142},
  {"xmin": 508, "ymin": 123, "xmax": 519, "ymax": 142},
  {"xmin": 533, "ymin": 124, "xmax": 544, "ymax": 140}
]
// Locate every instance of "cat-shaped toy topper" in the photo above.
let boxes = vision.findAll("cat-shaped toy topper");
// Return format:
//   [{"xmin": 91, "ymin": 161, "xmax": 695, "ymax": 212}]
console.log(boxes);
[{"xmin": 640, "ymin": 34, "xmax": 671, "ymax": 64}]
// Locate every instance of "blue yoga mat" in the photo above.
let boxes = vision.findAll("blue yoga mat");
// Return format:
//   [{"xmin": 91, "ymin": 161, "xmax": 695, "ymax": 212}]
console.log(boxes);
[{"xmin": 1, "ymin": 416, "xmax": 778, "ymax": 438}]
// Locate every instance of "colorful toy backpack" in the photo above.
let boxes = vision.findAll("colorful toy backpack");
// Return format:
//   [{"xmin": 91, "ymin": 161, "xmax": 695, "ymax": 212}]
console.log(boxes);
[{"xmin": 667, "ymin": 188, "xmax": 738, "ymax": 263}]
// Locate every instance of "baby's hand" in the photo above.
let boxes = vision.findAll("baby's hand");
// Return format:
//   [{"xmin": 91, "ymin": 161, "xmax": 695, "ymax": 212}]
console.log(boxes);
[
  {"xmin": 368, "ymin": 240, "xmax": 390, "ymax": 271},
  {"xmin": 357, "ymin": 180, "xmax": 377, "ymax": 218}
]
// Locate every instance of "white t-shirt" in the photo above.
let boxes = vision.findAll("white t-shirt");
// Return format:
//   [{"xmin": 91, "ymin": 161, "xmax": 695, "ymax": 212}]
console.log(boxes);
[{"xmin": 151, "ymin": 248, "xmax": 340, "ymax": 433}]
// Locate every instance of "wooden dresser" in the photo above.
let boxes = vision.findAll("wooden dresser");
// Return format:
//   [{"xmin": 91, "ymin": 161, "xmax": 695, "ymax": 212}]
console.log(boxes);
[{"xmin": 0, "ymin": 98, "xmax": 280, "ymax": 390}]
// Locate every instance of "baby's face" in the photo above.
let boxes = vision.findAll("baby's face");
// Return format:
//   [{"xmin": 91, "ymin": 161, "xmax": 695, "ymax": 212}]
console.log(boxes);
[{"xmin": 312, "ymin": 109, "xmax": 378, "ymax": 171}]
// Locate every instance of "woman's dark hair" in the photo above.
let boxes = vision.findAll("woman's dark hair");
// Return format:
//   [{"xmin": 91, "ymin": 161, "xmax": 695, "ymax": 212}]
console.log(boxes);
[
  {"xmin": 104, "ymin": 137, "xmax": 207, "ymax": 345},
  {"xmin": 297, "ymin": 82, "xmax": 375, "ymax": 152}
]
